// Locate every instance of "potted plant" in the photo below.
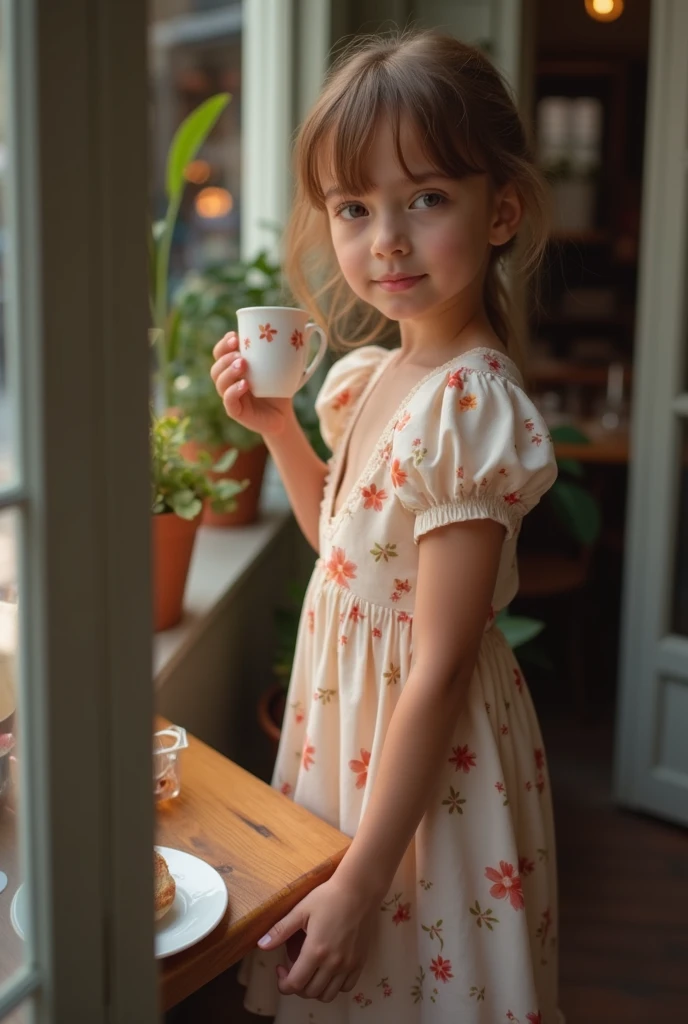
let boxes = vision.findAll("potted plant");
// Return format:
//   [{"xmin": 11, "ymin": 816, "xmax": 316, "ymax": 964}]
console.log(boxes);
[
  {"xmin": 258, "ymin": 582, "xmax": 306, "ymax": 758},
  {"xmin": 170, "ymin": 252, "xmax": 331, "ymax": 525},
  {"xmin": 151, "ymin": 412, "xmax": 247, "ymax": 631},
  {"xmin": 149, "ymin": 92, "xmax": 231, "ymax": 409},
  {"xmin": 547, "ymin": 425, "xmax": 602, "ymax": 546},
  {"xmin": 148, "ymin": 93, "xmax": 248, "ymax": 623},
  {"xmin": 170, "ymin": 252, "xmax": 282, "ymax": 525}
]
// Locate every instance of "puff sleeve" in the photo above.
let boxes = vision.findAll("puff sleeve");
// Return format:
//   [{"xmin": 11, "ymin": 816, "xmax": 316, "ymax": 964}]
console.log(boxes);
[
  {"xmin": 390, "ymin": 365, "xmax": 558, "ymax": 542},
  {"xmin": 314, "ymin": 345, "xmax": 388, "ymax": 453}
]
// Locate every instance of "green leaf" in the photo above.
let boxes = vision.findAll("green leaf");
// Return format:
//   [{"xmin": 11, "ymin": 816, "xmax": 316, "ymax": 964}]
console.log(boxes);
[
  {"xmin": 169, "ymin": 491, "xmax": 202, "ymax": 520},
  {"xmin": 556, "ymin": 457, "xmax": 584, "ymax": 479},
  {"xmin": 166, "ymin": 94, "xmax": 230, "ymax": 204},
  {"xmin": 549, "ymin": 479, "xmax": 602, "ymax": 545},
  {"xmin": 516, "ymin": 641, "xmax": 554, "ymax": 673},
  {"xmin": 213, "ymin": 448, "xmax": 239, "ymax": 473},
  {"xmin": 497, "ymin": 613, "xmax": 545, "ymax": 648},
  {"xmin": 549, "ymin": 424, "xmax": 591, "ymax": 445}
]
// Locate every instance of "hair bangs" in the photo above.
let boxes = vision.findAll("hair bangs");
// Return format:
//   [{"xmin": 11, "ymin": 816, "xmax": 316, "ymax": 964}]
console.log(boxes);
[{"xmin": 303, "ymin": 58, "xmax": 487, "ymax": 210}]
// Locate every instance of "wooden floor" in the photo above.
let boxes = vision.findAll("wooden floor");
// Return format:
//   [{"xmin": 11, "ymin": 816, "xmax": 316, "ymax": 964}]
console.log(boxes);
[
  {"xmin": 168, "ymin": 704, "xmax": 688, "ymax": 1023},
  {"xmin": 544, "ymin": 711, "xmax": 688, "ymax": 1023}
]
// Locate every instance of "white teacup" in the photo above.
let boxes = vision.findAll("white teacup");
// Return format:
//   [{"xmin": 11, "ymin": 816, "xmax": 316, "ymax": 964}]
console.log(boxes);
[{"xmin": 236, "ymin": 306, "xmax": 327, "ymax": 399}]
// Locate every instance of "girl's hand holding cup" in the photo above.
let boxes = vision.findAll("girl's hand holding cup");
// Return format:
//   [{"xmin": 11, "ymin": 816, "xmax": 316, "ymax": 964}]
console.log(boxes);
[{"xmin": 210, "ymin": 307, "xmax": 327, "ymax": 438}]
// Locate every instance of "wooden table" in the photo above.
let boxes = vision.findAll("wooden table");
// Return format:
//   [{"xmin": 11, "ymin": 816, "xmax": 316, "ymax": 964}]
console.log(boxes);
[
  {"xmin": 553, "ymin": 433, "xmax": 630, "ymax": 464},
  {"xmin": 0, "ymin": 720, "xmax": 351, "ymax": 1012},
  {"xmin": 552, "ymin": 420, "xmax": 630, "ymax": 464},
  {"xmin": 156, "ymin": 724, "xmax": 350, "ymax": 1009}
]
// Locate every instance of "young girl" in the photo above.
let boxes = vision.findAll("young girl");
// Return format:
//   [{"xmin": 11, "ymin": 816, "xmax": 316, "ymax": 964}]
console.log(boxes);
[{"xmin": 211, "ymin": 30, "xmax": 560, "ymax": 1024}]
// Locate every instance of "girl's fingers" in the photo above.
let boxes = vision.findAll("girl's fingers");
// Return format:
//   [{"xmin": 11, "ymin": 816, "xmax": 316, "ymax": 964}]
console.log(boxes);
[
  {"xmin": 319, "ymin": 972, "xmax": 348, "ymax": 1003},
  {"xmin": 210, "ymin": 350, "xmax": 242, "ymax": 384},
  {"xmin": 210, "ymin": 352, "xmax": 233, "ymax": 383},
  {"xmin": 212, "ymin": 331, "xmax": 238, "ymax": 361},
  {"xmin": 276, "ymin": 945, "xmax": 321, "ymax": 997},
  {"xmin": 301, "ymin": 965, "xmax": 336, "ymax": 1001},
  {"xmin": 222, "ymin": 380, "xmax": 248, "ymax": 417},
  {"xmin": 214, "ymin": 357, "xmax": 246, "ymax": 394},
  {"xmin": 341, "ymin": 969, "xmax": 360, "ymax": 993}
]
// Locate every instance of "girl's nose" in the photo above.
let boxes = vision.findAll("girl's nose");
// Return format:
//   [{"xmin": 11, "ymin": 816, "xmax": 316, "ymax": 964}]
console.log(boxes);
[{"xmin": 371, "ymin": 221, "xmax": 410, "ymax": 259}]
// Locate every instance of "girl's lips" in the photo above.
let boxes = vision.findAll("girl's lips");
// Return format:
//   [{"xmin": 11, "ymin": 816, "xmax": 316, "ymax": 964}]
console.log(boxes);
[{"xmin": 375, "ymin": 275, "xmax": 426, "ymax": 292}]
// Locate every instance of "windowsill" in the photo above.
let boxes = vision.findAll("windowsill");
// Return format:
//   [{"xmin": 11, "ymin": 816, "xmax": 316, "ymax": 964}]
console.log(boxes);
[{"xmin": 153, "ymin": 463, "xmax": 292, "ymax": 689}]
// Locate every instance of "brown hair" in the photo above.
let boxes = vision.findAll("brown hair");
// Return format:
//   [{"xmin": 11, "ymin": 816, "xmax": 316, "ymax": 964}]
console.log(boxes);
[{"xmin": 284, "ymin": 29, "xmax": 549, "ymax": 356}]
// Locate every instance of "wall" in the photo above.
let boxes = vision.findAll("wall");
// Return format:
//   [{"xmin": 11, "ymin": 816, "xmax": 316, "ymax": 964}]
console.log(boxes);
[{"xmin": 156, "ymin": 517, "xmax": 316, "ymax": 781}]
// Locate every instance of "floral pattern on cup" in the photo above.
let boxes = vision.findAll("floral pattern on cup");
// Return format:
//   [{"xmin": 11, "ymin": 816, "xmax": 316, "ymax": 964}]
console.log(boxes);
[
  {"xmin": 291, "ymin": 329, "xmax": 304, "ymax": 350},
  {"xmin": 259, "ymin": 323, "xmax": 277, "ymax": 342}
]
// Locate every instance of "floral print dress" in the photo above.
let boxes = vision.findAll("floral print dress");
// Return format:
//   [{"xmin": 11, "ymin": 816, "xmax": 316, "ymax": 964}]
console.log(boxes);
[{"xmin": 239, "ymin": 346, "xmax": 561, "ymax": 1024}]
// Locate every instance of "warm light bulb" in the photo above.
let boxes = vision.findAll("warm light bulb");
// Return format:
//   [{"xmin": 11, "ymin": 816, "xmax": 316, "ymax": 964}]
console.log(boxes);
[
  {"xmin": 194, "ymin": 187, "xmax": 233, "ymax": 219},
  {"xmin": 585, "ymin": 0, "xmax": 624, "ymax": 22},
  {"xmin": 184, "ymin": 159, "xmax": 211, "ymax": 185}
]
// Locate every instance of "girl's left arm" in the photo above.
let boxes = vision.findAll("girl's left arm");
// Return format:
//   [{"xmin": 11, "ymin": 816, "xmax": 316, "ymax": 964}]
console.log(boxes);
[
  {"xmin": 258, "ymin": 516, "xmax": 504, "ymax": 1001},
  {"xmin": 335, "ymin": 515, "xmax": 505, "ymax": 899}
]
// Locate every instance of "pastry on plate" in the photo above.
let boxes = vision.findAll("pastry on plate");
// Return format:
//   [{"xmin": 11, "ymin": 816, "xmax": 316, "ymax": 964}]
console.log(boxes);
[{"xmin": 154, "ymin": 849, "xmax": 176, "ymax": 921}]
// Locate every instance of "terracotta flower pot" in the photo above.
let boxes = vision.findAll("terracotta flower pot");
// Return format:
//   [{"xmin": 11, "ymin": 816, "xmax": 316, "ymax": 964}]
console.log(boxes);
[
  {"xmin": 153, "ymin": 511, "xmax": 201, "ymax": 631},
  {"xmin": 257, "ymin": 682, "xmax": 286, "ymax": 760},
  {"xmin": 181, "ymin": 440, "xmax": 268, "ymax": 527}
]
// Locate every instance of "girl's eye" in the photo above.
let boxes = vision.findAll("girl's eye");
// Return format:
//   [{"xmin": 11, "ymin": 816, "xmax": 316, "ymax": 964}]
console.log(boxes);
[
  {"xmin": 411, "ymin": 192, "xmax": 445, "ymax": 210},
  {"xmin": 336, "ymin": 202, "xmax": 367, "ymax": 220}
]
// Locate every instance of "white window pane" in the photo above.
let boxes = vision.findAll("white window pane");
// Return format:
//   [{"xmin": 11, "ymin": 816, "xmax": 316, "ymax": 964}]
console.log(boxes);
[{"xmin": 0, "ymin": 510, "xmax": 25, "ymax": 994}]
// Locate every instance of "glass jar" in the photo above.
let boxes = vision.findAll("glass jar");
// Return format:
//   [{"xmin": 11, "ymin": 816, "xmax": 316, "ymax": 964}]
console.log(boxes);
[{"xmin": 152, "ymin": 725, "xmax": 188, "ymax": 801}]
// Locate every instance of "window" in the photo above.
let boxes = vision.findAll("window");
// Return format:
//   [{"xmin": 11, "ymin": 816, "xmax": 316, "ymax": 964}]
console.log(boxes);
[{"xmin": 149, "ymin": 0, "xmax": 243, "ymax": 282}]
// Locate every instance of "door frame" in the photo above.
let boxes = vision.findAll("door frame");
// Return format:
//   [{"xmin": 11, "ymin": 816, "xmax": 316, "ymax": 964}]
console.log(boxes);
[{"xmin": 614, "ymin": 0, "xmax": 688, "ymax": 826}]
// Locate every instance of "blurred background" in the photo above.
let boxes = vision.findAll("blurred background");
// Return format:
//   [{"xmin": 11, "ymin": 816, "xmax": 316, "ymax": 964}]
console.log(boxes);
[
  {"xmin": 148, "ymin": 3, "xmax": 684, "ymax": 1023},
  {"xmin": 142, "ymin": 2, "xmax": 688, "ymax": 1023}
]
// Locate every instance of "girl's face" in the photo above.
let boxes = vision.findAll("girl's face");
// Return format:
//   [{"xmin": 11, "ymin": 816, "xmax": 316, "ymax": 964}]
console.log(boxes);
[{"xmin": 322, "ymin": 117, "xmax": 518, "ymax": 325}]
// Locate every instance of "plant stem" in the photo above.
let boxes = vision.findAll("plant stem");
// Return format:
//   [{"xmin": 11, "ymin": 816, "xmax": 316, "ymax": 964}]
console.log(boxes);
[{"xmin": 155, "ymin": 195, "xmax": 182, "ymax": 408}]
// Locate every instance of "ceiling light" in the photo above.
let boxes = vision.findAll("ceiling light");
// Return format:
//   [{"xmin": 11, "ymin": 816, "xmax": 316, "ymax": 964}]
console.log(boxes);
[{"xmin": 585, "ymin": 0, "xmax": 624, "ymax": 22}]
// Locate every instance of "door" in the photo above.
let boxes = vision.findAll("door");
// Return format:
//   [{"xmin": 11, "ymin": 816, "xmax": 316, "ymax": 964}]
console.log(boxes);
[{"xmin": 614, "ymin": 0, "xmax": 688, "ymax": 826}]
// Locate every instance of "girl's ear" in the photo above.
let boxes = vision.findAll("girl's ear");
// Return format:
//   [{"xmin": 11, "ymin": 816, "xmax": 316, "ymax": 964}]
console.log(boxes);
[{"xmin": 489, "ymin": 184, "xmax": 523, "ymax": 247}]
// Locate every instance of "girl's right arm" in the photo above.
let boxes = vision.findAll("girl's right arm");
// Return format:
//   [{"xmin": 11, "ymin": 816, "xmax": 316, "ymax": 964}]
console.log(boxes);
[{"xmin": 210, "ymin": 331, "xmax": 328, "ymax": 553}]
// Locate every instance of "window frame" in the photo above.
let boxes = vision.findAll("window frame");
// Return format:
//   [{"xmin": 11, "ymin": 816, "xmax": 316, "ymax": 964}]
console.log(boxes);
[{"xmin": 0, "ymin": 0, "xmax": 155, "ymax": 1019}]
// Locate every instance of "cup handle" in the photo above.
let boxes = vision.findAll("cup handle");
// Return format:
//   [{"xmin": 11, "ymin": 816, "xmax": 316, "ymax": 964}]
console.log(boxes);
[{"xmin": 300, "ymin": 322, "xmax": 328, "ymax": 389}]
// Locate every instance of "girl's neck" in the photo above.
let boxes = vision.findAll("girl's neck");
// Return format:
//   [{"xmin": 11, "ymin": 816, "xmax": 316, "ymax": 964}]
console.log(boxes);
[
  {"xmin": 395, "ymin": 270, "xmax": 504, "ymax": 368},
  {"xmin": 396, "ymin": 305, "xmax": 502, "ymax": 369}
]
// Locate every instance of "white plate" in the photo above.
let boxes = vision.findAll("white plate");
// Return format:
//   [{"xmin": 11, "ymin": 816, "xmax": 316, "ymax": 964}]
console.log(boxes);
[
  {"xmin": 154, "ymin": 846, "xmax": 228, "ymax": 958},
  {"xmin": 10, "ymin": 882, "xmax": 26, "ymax": 939},
  {"xmin": 9, "ymin": 848, "xmax": 228, "ymax": 959}
]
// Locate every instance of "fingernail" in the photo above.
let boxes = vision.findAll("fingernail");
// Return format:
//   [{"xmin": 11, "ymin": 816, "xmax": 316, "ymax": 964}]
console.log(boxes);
[
  {"xmin": 233, "ymin": 358, "xmax": 242, "ymax": 369},
  {"xmin": 257, "ymin": 934, "xmax": 271, "ymax": 948}
]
